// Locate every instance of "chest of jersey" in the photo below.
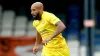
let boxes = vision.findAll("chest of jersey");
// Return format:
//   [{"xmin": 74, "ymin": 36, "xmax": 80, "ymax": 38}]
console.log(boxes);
[
  {"xmin": 36, "ymin": 20, "xmax": 49, "ymax": 34},
  {"xmin": 35, "ymin": 19, "xmax": 56, "ymax": 38}
]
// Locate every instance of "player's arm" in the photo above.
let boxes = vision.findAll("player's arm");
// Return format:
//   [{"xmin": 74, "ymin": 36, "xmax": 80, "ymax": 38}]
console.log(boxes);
[
  {"xmin": 48, "ymin": 13, "xmax": 66, "ymax": 39},
  {"xmin": 35, "ymin": 31, "xmax": 42, "ymax": 46},
  {"xmin": 33, "ymin": 31, "xmax": 42, "ymax": 54},
  {"xmin": 42, "ymin": 13, "xmax": 66, "ymax": 43},
  {"xmin": 50, "ymin": 21, "xmax": 66, "ymax": 39}
]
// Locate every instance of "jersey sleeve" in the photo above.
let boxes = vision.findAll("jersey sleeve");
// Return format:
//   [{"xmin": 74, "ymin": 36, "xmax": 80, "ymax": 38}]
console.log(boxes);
[{"xmin": 47, "ymin": 13, "xmax": 61, "ymax": 25}]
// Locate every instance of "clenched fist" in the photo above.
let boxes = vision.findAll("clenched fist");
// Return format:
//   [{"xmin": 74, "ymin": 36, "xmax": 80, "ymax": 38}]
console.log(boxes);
[{"xmin": 33, "ymin": 45, "xmax": 39, "ymax": 55}]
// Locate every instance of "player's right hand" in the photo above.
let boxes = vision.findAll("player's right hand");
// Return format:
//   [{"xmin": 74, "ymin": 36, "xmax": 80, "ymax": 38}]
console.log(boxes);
[{"xmin": 33, "ymin": 45, "xmax": 39, "ymax": 55}]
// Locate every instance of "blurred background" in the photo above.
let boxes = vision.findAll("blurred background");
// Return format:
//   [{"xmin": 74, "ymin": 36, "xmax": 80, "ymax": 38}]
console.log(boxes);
[{"xmin": 0, "ymin": 0, "xmax": 100, "ymax": 56}]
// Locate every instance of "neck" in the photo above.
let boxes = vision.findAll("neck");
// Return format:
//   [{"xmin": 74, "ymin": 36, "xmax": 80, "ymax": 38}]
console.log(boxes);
[
  {"xmin": 39, "ymin": 11, "xmax": 43, "ymax": 20},
  {"xmin": 40, "ymin": 11, "xmax": 43, "ymax": 15}
]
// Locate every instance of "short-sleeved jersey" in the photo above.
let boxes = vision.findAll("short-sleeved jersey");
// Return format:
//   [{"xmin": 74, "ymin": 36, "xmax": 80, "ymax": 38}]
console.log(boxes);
[{"xmin": 33, "ymin": 11, "xmax": 68, "ymax": 48}]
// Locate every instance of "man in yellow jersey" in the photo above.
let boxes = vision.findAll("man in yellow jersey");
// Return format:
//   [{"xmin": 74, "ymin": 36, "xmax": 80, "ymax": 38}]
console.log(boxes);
[{"xmin": 31, "ymin": 2, "xmax": 70, "ymax": 56}]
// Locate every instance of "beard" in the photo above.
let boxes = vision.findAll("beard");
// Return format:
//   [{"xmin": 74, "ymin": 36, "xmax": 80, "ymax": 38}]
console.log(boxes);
[{"xmin": 32, "ymin": 13, "xmax": 41, "ymax": 20}]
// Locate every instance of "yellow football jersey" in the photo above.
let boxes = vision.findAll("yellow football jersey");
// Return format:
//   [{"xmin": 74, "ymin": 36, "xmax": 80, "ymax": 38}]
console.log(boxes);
[{"xmin": 33, "ymin": 11, "xmax": 69, "ymax": 48}]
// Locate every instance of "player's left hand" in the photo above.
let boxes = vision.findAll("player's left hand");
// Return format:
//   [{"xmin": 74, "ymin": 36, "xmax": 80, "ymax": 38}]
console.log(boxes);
[{"xmin": 42, "ymin": 37, "xmax": 52, "ymax": 45}]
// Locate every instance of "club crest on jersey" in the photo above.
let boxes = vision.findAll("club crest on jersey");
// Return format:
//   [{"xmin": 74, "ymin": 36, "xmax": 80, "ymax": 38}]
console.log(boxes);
[{"xmin": 42, "ymin": 20, "xmax": 45, "ymax": 24}]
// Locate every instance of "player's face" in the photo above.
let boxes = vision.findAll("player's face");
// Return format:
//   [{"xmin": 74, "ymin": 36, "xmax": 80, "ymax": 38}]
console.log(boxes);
[{"xmin": 31, "ymin": 7, "xmax": 40, "ymax": 20}]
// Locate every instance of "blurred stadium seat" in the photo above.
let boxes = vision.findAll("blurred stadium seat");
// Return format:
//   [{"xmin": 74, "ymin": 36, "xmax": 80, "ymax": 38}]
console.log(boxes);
[
  {"xmin": 0, "ymin": 5, "xmax": 2, "ymax": 34},
  {"xmin": 27, "ymin": 21, "xmax": 36, "ymax": 36},
  {"xmin": 80, "ymin": 46, "xmax": 87, "ymax": 56},
  {"xmin": 1, "ymin": 10, "xmax": 15, "ymax": 29},
  {"xmin": 95, "ymin": 29, "xmax": 100, "ymax": 54},
  {"xmin": 1, "ymin": 10, "xmax": 15, "ymax": 36},
  {"xmin": 68, "ymin": 40, "xmax": 79, "ymax": 56},
  {"xmin": 0, "ymin": 5, "xmax": 2, "ymax": 19},
  {"xmin": 14, "ymin": 29, "xmax": 26, "ymax": 36},
  {"xmin": 67, "ymin": 32, "xmax": 79, "ymax": 56},
  {"xmin": 1, "ymin": 29, "xmax": 12, "ymax": 36},
  {"xmin": 94, "ymin": 51, "xmax": 100, "ymax": 56},
  {"xmin": 15, "ymin": 16, "xmax": 27, "ymax": 29},
  {"xmin": 14, "ymin": 16, "xmax": 27, "ymax": 36}
]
